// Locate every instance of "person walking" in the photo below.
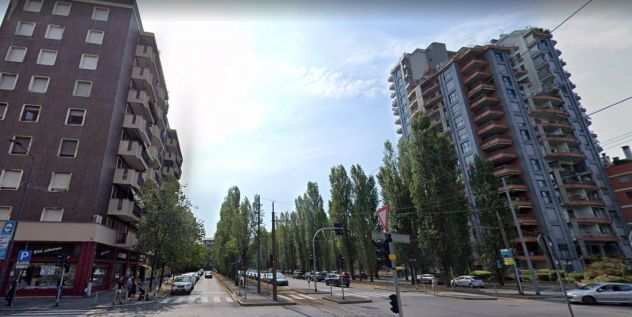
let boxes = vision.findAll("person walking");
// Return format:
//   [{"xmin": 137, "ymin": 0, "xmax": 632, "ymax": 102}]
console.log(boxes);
[
  {"xmin": 127, "ymin": 275, "xmax": 136, "ymax": 299},
  {"xmin": 113, "ymin": 277, "xmax": 125, "ymax": 305},
  {"xmin": 5, "ymin": 278, "xmax": 17, "ymax": 306}
]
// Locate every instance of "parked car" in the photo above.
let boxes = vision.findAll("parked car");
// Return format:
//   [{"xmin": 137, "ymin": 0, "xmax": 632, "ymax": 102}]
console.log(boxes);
[
  {"xmin": 293, "ymin": 270, "xmax": 305, "ymax": 279},
  {"xmin": 316, "ymin": 272, "xmax": 328, "ymax": 282},
  {"xmin": 304, "ymin": 272, "xmax": 312, "ymax": 281},
  {"xmin": 275, "ymin": 273, "xmax": 289, "ymax": 286},
  {"xmin": 417, "ymin": 274, "xmax": 436, "ymax": 284},
  {"xmin": 171, "ymin": 275, "xmax": 194, "ymax": 295},
  {"xmin": 204, "ymin": 271, "xmax": 213, "ymax": 279},
  {"xmin": 450, "ymin": 275, "xmax": 485, "ymax": 288},
  {"xmin": 567, "ymin": 283, "xmax": 632, "ymax": 304},
  {"xmin": 325, "ymin": 273, "xmax": 350, "ymax": 287}
]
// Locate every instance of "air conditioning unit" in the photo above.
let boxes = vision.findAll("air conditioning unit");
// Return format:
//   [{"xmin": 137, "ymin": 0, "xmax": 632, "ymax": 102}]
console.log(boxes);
[{"xmin": 93, "ymin": 214, "xmax": 103, "ymax": 224}]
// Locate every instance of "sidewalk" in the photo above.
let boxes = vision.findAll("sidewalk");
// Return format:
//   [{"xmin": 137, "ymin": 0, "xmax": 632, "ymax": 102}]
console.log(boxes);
[{"xmin": 215, "ymin": 273, "xmax": 295, "ymax": 306}]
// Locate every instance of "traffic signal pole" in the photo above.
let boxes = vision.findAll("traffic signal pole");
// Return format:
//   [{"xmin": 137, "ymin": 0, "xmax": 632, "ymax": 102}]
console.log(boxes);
[{"xmin": 387, "ymin": 234, "xmax": 403, "ymax": 316}]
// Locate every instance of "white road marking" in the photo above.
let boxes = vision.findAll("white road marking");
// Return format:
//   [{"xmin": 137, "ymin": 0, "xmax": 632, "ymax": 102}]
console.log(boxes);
[
  {"xmin": 201, "ymin": 296, "xmax": 209, "ymax": 303},
  {"xmin": 225, "ymin": 297, "xmax": 233, "ymax": 303},
  {"xmin": 297, "ymin": 294, "xmax": 316, "ymax": 300},
  {"xmin": 213, "ymin": 296, "xmax": 222, "ymax": 303},
  {"xmin": 289, "ymin": 294, "xmax": 304, "ymax": 300},
  {"xmin": 278, "ymin": 295, "xmax": 292, "ymax": 301}
]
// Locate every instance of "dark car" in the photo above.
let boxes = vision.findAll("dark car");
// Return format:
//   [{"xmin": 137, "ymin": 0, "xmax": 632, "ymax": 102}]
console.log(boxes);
[
  {"xmin": 204, "ymin": 271, "xmax": 213, "ymax": 279},
  {"xmin": 292, "ymin": 270, "xmax": 305, "ymax": 279},
  {"xmin": 316, "ymin": 272, "xmax": 328, "ymax": 282}
]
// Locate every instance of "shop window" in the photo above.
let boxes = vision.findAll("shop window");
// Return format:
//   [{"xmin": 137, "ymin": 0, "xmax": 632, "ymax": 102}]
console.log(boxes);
[{"xmin": 18, "ymin": 263, "xmax": 76, "ymax": 290}]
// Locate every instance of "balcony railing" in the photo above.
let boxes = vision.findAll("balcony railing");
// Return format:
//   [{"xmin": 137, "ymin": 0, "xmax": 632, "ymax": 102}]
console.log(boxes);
[
  {"xmin": 478, "ymin": 121, "xmax": 508, "ymax": 137},
  {"xmin": 493, "ymin": 165, "xmax": 521, "ymax": 177},
  {"xmin": 108, "ymin": 198, "xmax": 141, "ymax": 223},
  {"xmin": 470, "ymin": 96, "xmax": 499, "ymax": 111},
  {"xmin": 481, "ymin": 137, "xmax": 512, "ymax": 152}
]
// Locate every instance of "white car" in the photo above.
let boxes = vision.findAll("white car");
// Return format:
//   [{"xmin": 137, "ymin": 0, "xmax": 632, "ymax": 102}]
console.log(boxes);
[
  {"xmin": 567, "ymin": 283, "xmax": 632, "ymax": 304},
  {"xmin": 417, "ymin": 274, "xmax": 436, "ymax": 284},
  {"xmin": 171, "ymin": 275, "xmax": 194, "ymax": 295},
  {"xmin": 450, "ymin": 275, "xmax": 485, "ymax": 288}
]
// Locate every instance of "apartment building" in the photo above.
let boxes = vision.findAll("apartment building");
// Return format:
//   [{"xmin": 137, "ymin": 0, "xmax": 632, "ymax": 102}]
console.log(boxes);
[
  {"xmin": 389, "ymin": 27, "xmax": 631, "ymax": 271},
  {"xmin": 605, "ymin": 146, "xmax": 632, "ymax": 228},
  {"xmin": 0, "ymin": 0, "xmax": 183, "ymax": 296}
]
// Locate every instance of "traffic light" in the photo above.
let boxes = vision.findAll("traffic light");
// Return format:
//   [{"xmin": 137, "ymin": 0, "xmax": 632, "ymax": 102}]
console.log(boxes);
[{"xmin": 388, "ymin": 294, "xmax": 399, "ymax": 314}]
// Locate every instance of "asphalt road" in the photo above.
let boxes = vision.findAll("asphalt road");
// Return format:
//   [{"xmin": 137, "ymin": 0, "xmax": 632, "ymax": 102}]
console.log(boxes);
[{"xmin": 3, "ymin": 276, "xmax": 630, "ymax": 316}]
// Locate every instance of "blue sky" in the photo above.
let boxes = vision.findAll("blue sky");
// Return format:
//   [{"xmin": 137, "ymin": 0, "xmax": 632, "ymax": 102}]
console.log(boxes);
[{"xmin": 2, "ymin": 1, "xmax": 632, "ymax": 237}]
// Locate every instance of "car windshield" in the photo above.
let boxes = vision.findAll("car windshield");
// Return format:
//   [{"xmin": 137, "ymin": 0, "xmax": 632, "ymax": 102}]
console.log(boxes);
[
  {"xmin": 578, "ymin": 283, "xmax": 601, "ymax": 290},
  {"xmin": 174, "ymin": 276, "xmax": 188, "ymax": 283}
]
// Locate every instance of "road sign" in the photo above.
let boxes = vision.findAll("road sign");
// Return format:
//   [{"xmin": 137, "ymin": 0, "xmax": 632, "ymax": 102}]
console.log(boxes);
[
  {"xmin": 500, "ymin": 248, "xmax": 513, "ymax": 258},
  {"xmin": 16, "ymin": 249, "xmax": 32, "ymax": 269},
  {"xmin": 388, "ymin": 254, "xmax": 397, "ymax": 262},
  {"xmin": 0, "ymin": 220, "xmax": 17, "ymax": 260},
  {"xmin": 503, "ymin": 258, "xmax": 515, "ymax": 266}
]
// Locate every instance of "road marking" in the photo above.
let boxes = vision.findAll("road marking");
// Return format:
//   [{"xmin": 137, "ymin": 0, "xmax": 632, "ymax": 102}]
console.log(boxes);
[
  {"xmin": 201, "ymin": 296, "xmax": 209, "ymax": 303},
  {"xmin": 289, "ymin": 294, "xmax": 304, "ymax": 300},
  {"xmin": 297, "ymin": 294, "xmax": 315, "ymax": 300},
  {"xmin": 278, "ymin": 295, "xmax": 292, "ymax": 301},
  {"xmin": 178, "ymin": 296, "xmax": 189, "ymax": 304},
  {"xmin": 213, "ymin": 296, "xmax": 221, "ymax": 303},
  {"xmin": 225, "ymin": 297, "xmax": 233, "ymax": 303}
]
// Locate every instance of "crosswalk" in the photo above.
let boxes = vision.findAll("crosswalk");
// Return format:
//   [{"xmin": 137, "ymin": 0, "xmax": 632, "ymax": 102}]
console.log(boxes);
[
  {"xmin": 159, "ymin": 294, "xmax": 234, "ymax": 305},
  {"xmin": 1, "ymin": 308, "xmax": 107, "ymax": 316}
]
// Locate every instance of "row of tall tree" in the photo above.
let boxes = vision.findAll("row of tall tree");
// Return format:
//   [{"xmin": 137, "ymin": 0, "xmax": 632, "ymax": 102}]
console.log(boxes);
[{"xmin": 212, "ymin": 114, "xmax": 516, "ymax": 284}]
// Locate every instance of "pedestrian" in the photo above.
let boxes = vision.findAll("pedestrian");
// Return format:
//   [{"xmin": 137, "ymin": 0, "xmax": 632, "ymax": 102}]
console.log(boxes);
[
  {"xmin": 5, "ymin": 279, "xmax": 17, "ymax": 306},
  {"xmin": 127, "ymin": 275, "xmax": 136, "ymax": 299},
  {"xmin": 136, "ymin": 278, "xmax": 146, "ymax": 301},
  {"xmin": 432, "ymin": 277, "xmax": 438, "ymax": 295},
  {"xmin": 113, "ymin": 277, "xmax": 125, "ymax": 305}
]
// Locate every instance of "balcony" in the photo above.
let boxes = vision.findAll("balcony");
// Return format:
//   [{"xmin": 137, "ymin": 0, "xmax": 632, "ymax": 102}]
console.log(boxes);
[
  {"xmin": 494, "ymin": 165, "xmax": 521, "ymax": 177},
  {"xmin": 540, "ymin": 121, "xmax": 572, "ymax": 131},
  {"xmin": 389, "ymin": 83, "xmax": 395, "ymax": 91},
  {"xmin": 162, "ymin": 166, "xmax": 182, "ymax": 179},
  {"xmin": 529, "ymin": 107, "xmax": 568, "ymax": 120},
  {"xmin": 131, "ymin": 66, "xmax": 155, "ymax": 91},
  {"xmin": 113, "ymin": 168, "xmax": 143, "ymax": 190},
  {"xmin": 513, "ymin": 68, "xmax": 528, "ymax": 78},
  {"xmin": 564, "ymin": 197, "xmax": 604, "ymax": 207},
  {"xmin": 118, "ymin": 140, "xmax": 148, "ymax": 171},
  {"xmin": 478, "ymin": 121, "xmax": 508, "ymax": 137},
  {"xmin": 149, "ymin": 125, "xmax": 164, "ymax": 149},
  {"xmin": 396, "ymin": 128, "xmax": 403, "ymax": 135},
  {"xmin": 464, "ymin": 70, "xmax": 492, "ymax": 85},
  {"xmin": 127, "ymin": 89, "xmax": 151, "ymax": 118},
  {"xmin": 513, "ymin": 235, "xmax": 538, "ymax": 243},
  {"xmin": 421, "ymin": 83, "xmax": 439, "ymax": 96},
  {"xmin": 146, "ymin": 145, "xmax": 161, "ymax": 168},
  {"xmin": 498, "ymin": 183, "xmax": 529, "ymax": 193},
  {"xmin": 123, "ymin": 114, "xmax": 151, "ymax": 146},
  {"xmin": 545, "ymin": 134, "xmax": 578, "ymax": 145},
  {"xmin": 488, "ymin": 151, "xmax": 517, "ymax": 164},
  {"xmin": 136, "ymin": 45, "xmax": 157, "ymax": 65},
  {"xmin": 545, "ymin": 150, "xmax": 584, "ymax": 162},
  {"xmin": 470, "ymin": 96, "xmax": 499, "ymax": 111},
  {"xmin": 481, "ymin": 137, "xmax": 512, "ymax": 152},
  {"xmin": 577, "ymin": 234, "xmax": 617, "ymax": 242},
  {"xmin": 461, "ymin": 59, "xmax": 487, "ymax": 74},
  {"xmin": 409, "ymin": 100, "xmax": 419, "ymax": 113},
  {"xmin": 166, "ymin": 137, "xmax": 179, "ymax": 150},
  {"xmin": 532, "ymin": 95, "xmax": 563, "ymax": 105},
  {"xmin": 108, "ymin": 198, "xmax": 142, "ymax": 223},
  {"xmin": 474, "ymin": 109, "xmax": 503, "ymax": 124},
  {"xmin": 563, "ymin": 180, "xmax": 598, "ymax": 191},
  {"xmin": 424, "ymin": 94, "xmax": 442, "ymax": 107},
  {"xmin": 574, "ymin": 217, "xmax": 611, "ymax": 225},
  {"xmin": 467, "ymin": 83, "xmax": 496, "ymax": 98}
]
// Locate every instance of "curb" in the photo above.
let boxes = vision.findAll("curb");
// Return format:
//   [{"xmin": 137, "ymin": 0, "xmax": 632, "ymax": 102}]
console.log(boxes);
[
  {"xmin": 436, "ymin": 293, "xmax": 498, "ymax": 301},
  {"xmin": 323, "ymin": 295, "xmax": 372, "ymax": 304},
  {"xmin": 215, "ymin": 274, "xmax": 296, "ymax": 307}
]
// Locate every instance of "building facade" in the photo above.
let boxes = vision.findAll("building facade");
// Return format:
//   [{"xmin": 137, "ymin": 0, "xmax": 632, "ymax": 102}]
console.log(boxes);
[
  {"xmin": 605, "ymin": 146, "xmax": 632, "ymax": 228},
  {"xmin": 389, "ymin": 27, "xmax": 632, "ymax": 271},
  {"xmin": 0, "ymin": 0, "xmax": 182, "ymax": 296}
]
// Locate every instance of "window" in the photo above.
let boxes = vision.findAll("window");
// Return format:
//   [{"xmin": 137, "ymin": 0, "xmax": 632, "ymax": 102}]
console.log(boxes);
[
  {"xmin": 506, "ymin": 88, "xmax": 517, "ymax": 99},
  {"xmin": 5, "ymin": 46, "xmax": 27, "ymax": 63},
  {"xmin": 28, "ymin": 76, "xmax": 50, "ymax": 94},
  {"xmin": 15, "ymin": 21, "xmax": 36, "ymax": 37},
  {"xmin": 9, "ymin": 136, "xmax": 32, "ymax": 155},
  {"xmin": 520, "ymin": 129, "xmax": 531, "ymax": 141},
  {"xmin": 20, "ymin": 105, "xmax": 41, "ymax": 122},
  {"xmin": 45, "ymin": 25, "xmax": 65, "ymax": 40},
  {"xmin": 502, "ymin": 75, "xmax": 512, "ymax": 87},
  {"xmin": 461, "ymin": 140, "xmax": 471, "ymax": 153},
  {"xmin": 37, "ymin": 49, "xmax": 57, "ymax": 66},
  {"xmin": 457, "ymin": 128, "xmax": 467, "ymax": 140},
  {"xmin": 536, "ymin": 180, "xmax": 547, "ymax": 188},
  {"xmin": 494, "ymin": 51, "xmax": 504, "ymax": 62},
  {"xmin": 48, "ymin": 172, "xmax": 71, "ymax": 192},
  {"xmin": 0, "ymin": 73, "xmax": 18, "ymax": 91},
  {"xmin": 0, "ymin": 103, "xmax": 7, "ymax": 120},
  {"xmin": 58, "ymin": 139, "xmax": 78, "ymax": 158},
  {"xmin": 79, "ymin": 54, "xmax": 99, "ymax": 70},
  {"xmin": 540, "ymin": 191, "xmax": 553, "ymax": 204},
  {"xmin": 0, "ymin": 206, "xmax": 11, "ymax": 220},
  {"xmin": 455, "ymin": 115, "xmax": 465, "ymax": 128},
  {"xmin": 92, "ymin": 7, "xmax": 110, "ymax": 21},
  {"xmin": 448, "ymin": 91, "xmax": 458, "ymax": 104},
  {"xmin": 85, "ymin": 30, "xmax": 104, "ymax": 45},
  {"xmin": 625, "ymin": 191, "xmax": 632, "ymax": 200},
  {"xmin": 73, "ymin": 81, "xmax": 92, "ymax": 97},
  {"xmin": 530, "ymin": 159, "xmax": 541, "ymax": 171},
  {"xmin": 0, "ymin": 169, "xmax": 23, "ymax": 190},
  {"xmin": 65, "ymin": 108, "xmax": 86, "ymax": 126},
  {"xmin": 52, "ymin": 1, "xmax": 72, "ymax": 16},
  {"xmin": 23, "ymin": 0, "xmax": 43, "ymax": 12},
  {"xmin": 40, "ymin": 208, "xmax": 64, "ymax": 222}
]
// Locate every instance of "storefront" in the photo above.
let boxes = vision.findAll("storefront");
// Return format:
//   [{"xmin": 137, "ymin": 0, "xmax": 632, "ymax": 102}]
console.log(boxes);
[{"xmin": 2, "ymin": 241, "xmax": 146, "ymax": 297}]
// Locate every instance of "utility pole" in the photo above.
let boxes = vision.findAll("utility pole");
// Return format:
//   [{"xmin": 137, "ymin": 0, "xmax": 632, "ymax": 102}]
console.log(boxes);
[
  {"xmin": 256, "ymin": 198, "xmax": 261, "ymax": 294},
  {"xmin": 387, "ymin": 234, "xmax": 403, "ymax": 317},
  {"xmin": 492, "ymin": 207, "xmax": 523, "ymax": 295},
  {"xmin": 271, "ymin": 201, "xmax": 278, "ymax": 301},
  {"xmin": 502, "ymin": 177, "xmax": 540, "ymax": 295}
]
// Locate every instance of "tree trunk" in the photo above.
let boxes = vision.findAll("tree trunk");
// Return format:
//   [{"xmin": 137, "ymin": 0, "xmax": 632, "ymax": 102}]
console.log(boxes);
[{"xmin": 158, "ymin": 263, "xmax": 165, "ymax": 291}]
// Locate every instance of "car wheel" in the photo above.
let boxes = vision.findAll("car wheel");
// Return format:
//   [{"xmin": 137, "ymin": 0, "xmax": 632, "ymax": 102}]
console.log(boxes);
[{"xmin": 582, "ymin": 296, "xmax": 596, "ymax": 305}]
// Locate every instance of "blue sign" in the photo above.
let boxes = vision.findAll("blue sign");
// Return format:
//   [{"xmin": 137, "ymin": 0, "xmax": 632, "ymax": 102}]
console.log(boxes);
[
  {"xmin": 500, "ymin": 248, "xmax": 513, "ymax": 258},
  {"xmin": 18, "ymin": 250, "xmax": 32, "ymax": 263},
  {"xmin": 0, "ymin": 221, "xmax": 17, "ymax": 260}
]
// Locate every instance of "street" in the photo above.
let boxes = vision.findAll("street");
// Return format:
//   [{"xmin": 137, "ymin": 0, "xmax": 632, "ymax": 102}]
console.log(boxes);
[{"xmin": 3, "ymin": 276, "xmax": 629, "ymax": 317}]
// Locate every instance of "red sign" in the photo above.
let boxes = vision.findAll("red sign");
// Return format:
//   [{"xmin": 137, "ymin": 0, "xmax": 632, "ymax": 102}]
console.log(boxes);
[{"xmin": 376, "ymin": 205, "xmax": 390, "ymax": 233}]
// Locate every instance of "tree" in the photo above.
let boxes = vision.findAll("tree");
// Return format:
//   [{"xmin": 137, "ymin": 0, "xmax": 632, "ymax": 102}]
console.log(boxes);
[
  {"xmin": 328, "ymin": 165, "xmax": 355, "ymax": 277},
  {"xmin": 350, "ymin": 164, "xmax": 379, "ymax": 281},
  {"xmin": 403, "ymin": 114, "xmax": 471, "ymax": 284},
  {"xmin": 211, "ymin": 187, "xmax": 242, "ymax": 277},
  {"xmin": 470, "ymin": 156, "xmax": 515, "ymax": 285},
  {"xmin": 137, "ymin": 177, "xmax": 204, "ymax": 291}
]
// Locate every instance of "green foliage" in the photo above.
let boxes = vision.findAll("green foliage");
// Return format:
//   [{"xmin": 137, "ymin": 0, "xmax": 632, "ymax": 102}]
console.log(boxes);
[
  {"xmin": 328, "ymin": 165, "xmax": 355, "ymax": 275},
  {"xmin": 470, "ymin": 270, "xmax": 493, "ymax": 280},
  {"xmin": 582, "ymin": 258, "xmax": 632, "ymax": 283},
  {"xmin": 212, "ymin": 187, "xmax": 247, "ymax": 276},
  {"xmin": 137, "ymin": 177, "xmax": 205, "ymax": 274}
]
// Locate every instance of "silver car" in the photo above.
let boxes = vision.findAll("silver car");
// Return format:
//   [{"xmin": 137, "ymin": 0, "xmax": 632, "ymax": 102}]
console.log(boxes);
[
  {"xmin": 450, "ymin": 275, "xmax": 485, "ymax": 288},
  {"xmin": 567, "ymin": 283, "xmax": 632, "ymax": 304}
]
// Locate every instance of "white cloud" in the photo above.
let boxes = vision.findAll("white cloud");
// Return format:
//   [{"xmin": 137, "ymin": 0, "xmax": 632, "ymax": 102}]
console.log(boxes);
[{"xmin": 276, "ymin": 65, "xmax": 383, "ymax": 99}]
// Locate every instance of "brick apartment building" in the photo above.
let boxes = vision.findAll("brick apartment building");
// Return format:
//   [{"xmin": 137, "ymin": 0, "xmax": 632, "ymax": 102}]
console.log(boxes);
[
  {"xmin": 605, "ymin": 146, "xmax": 632, "ymax": 229},
  {"xmin": 0, "ymin": 0, "xmax": 182, "ymax": 296}
]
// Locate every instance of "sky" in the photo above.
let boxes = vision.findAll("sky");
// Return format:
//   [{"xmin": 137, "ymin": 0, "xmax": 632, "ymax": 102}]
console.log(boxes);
[{"xmin": 2, "ymin": 0, "xmax": 632, "ymax": 237}]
